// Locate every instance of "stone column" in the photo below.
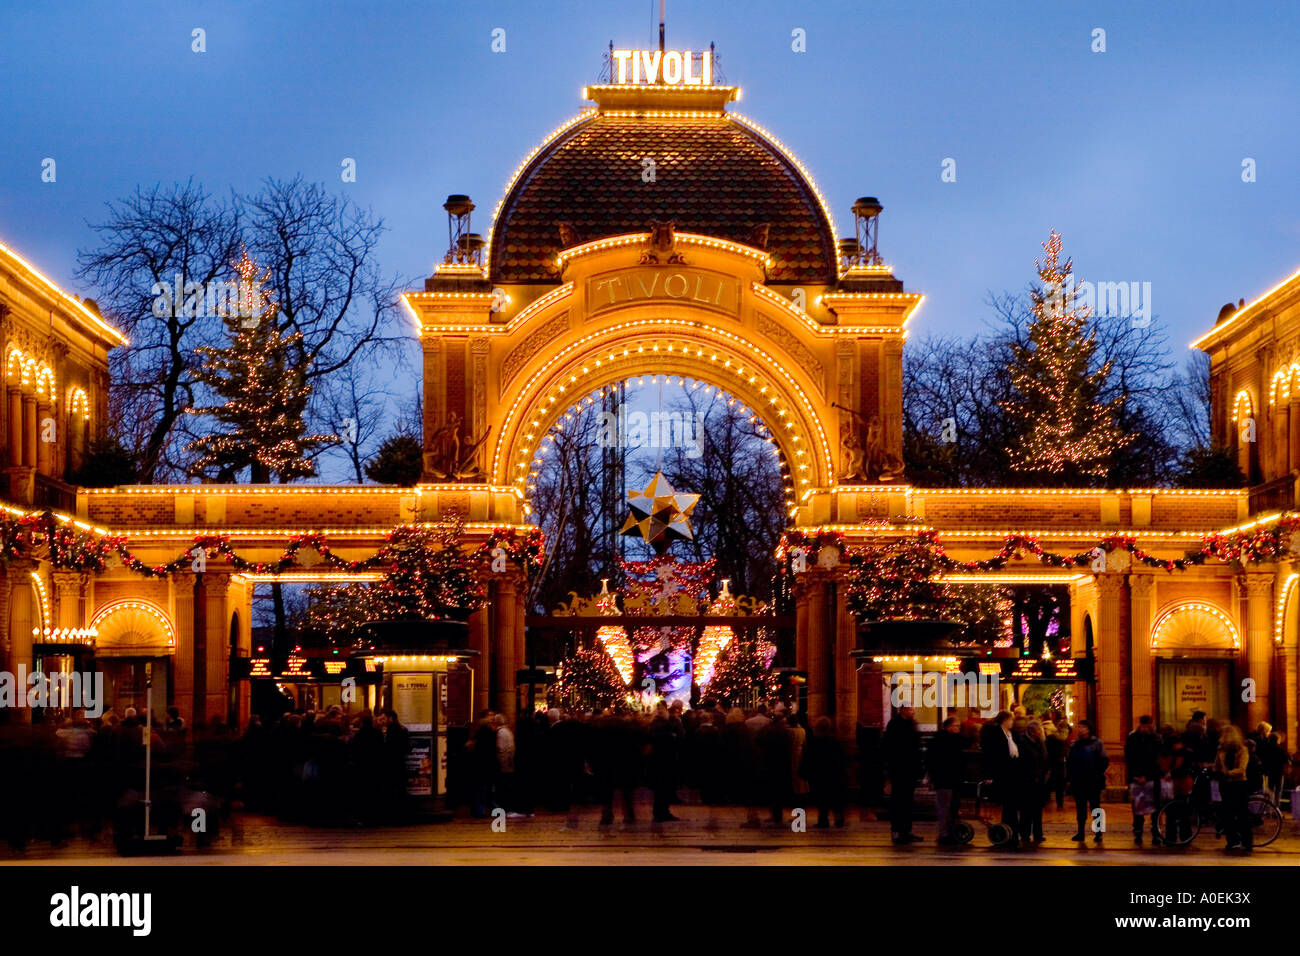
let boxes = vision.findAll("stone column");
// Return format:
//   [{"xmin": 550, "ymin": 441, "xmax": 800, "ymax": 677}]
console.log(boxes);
[
  {"xmin": 7, "ymin": 389, "xmax": 21, "ymax": 467},
  {"xmin": 7, "ymin": 562, "xmax": 37, "ymax": 714},
  {"xmin": 834, "ymin": 581, "xmax": 858, "ymax": 740},
  {"xmin": 172, "ymin": 572, "xmax": 197, "ymax": 725},
  {"xmin": 804, "ymin": 574, "xmax": 831, "ymax": 719},
  {"xmin": 794, "ymin": 582, "xmax": 810, "ymax": 676},
  {"xmin": 1242, "ymin": 573, "xmax": 1274, "ymax": 729},
  {"xmin": 493, "ymin": 576, "xmax": 519, "ymax": 722},
  {"xmin": 1128, "ymin": 572, "xmax": 1156, "ymax": 724},
  {"xmin": 1279, "ymin": 642, "xmax": 1299, "ymax": 753},
  {"xmin": 35, "ymin": 400, "xmax": 51, "ymax": 476},
  {"xmin": 1094, "ymin": 573, "xmax": 1128, "ymax": 778},
  {"xmin": 22, "ymin": 396, "xmax": 36, "ymax": 467},
  {"xmin": 1290, "ymin": 395, "xmax": 1300, "ymax": 476},
  {"xmin": 202, "ymin": 572, "xmax": 233, "ymax": 723},
  {"xmin": 469, "ymin": 605, "xmax": 491, "ymax": 718},
  {"xmin": 0, "ymin": 567, "xmax": 10, "ymax": 670},
  {"xmin": 51, "ymin": 570, "xmax": 84, "ymax": 631}
]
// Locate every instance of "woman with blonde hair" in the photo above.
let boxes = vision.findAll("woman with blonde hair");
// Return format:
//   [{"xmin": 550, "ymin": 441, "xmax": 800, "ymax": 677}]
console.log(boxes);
[{"xmin": 1215, "ymin": 724, "xmax": 1251, "ymax": 851}]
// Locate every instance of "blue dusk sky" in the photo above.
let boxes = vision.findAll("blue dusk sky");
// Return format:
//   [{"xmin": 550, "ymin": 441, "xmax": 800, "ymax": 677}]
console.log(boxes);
[{"xmin": 1, "ymin": 0, "xmax": 1297, "ymax": 383}]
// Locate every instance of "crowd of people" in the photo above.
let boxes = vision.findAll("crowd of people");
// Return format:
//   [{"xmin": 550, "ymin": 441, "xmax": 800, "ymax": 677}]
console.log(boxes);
[
  {"xmin": 0, "ymin": 697, "xmax": 1294, "ymax": 854},
  {"xmin": 0, "ymin": 703, "xmax": 414, "ymax": 851},
  {"xmin": 889, "ymin": 705, "xmax": 1291, "ymax": 852},
  {"xmin": 459, "ymin": 700, "xmax": 850, "ymax": 828}
]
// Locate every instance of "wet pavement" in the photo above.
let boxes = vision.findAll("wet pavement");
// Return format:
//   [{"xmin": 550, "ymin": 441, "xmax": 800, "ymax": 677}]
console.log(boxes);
[{"xmin": 4, "ymin": 798, "xmax": 1297, "ymax": 865}]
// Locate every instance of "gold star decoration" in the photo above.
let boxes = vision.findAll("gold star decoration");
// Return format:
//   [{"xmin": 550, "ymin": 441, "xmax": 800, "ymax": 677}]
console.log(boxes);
[{"xmin": 620, "ymin": 472, "xmax": 699, "ymax": 554}]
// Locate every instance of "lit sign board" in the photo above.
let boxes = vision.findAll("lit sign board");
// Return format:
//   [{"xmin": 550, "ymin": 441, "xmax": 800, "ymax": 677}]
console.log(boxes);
[
  {"xmin": 612, "ymin": 49, "xmax": 712, "ymax": 86},
  {"xmin": 1001, "ymin": 658, "xmax": 1094, "ymax": 683},
  {"xmin": 231, "ymin": 657, "xmax": 379, "ymax": 683}
]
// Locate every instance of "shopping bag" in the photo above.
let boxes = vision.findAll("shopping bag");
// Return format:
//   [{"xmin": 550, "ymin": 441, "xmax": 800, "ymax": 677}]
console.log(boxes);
[
  {"xmin": 1208, "ymin": 780, "xmax": 1221, "ymax": 803},
  {"xmin": 1130, "ymin": 781, "xmax": 1155, "ymax": 815},
  {"xmin": 1160, "ymin": 777, "xmax": 1174, "ymax": 801},
  {"xmin": 1291, "ymin": 788, "xmax": 1300, "ymax": 821}
]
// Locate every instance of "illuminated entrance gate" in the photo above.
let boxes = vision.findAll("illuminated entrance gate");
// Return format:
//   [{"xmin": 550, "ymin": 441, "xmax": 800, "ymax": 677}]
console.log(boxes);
[{"xmin": 403, "ymin": 76, "xmax": 922, "ymax": 725}]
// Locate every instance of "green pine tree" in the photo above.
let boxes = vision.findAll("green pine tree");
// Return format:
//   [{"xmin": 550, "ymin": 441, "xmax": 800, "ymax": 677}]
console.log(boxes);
[
  {"xmin": 365, "ymin": 433, "xmax": 424, "ymax": 485},
  {"xmin": 1001, "ymin": 231, "xmax": 1127, "ymax": 485},
  {"xmin": 187, "ymin": 251, "xmax": 333, "ymax": 482}
]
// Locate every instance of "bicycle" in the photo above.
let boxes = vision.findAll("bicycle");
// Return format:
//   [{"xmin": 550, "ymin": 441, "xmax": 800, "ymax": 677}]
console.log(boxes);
[{"xmin": 1153, "ymin": 768, "xmax": 1282, "ymax": 848}]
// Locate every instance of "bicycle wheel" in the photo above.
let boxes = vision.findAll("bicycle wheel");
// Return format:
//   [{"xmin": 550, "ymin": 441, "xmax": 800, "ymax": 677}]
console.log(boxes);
[
  {"xmin": 1247, "ymin": 795, "xmax": 1283, "ymax": 848},
  {"xmin": 1155, "ymin": 800, "xmax": 1199, "ymax": 846}
]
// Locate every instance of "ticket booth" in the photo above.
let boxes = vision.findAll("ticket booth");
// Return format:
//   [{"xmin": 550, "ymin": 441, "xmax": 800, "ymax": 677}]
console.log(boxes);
[{"xmin": 356, "ymin": 620, "xmax": 477, "ymax": 813}]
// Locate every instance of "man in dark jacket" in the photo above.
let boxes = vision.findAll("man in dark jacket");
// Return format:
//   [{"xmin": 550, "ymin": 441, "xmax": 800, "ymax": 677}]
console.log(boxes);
[
  {"xmin": 883, "ymin": 706, "xmax": 923, "ymax": 844},
  {"xmin": 1124, "ymin": 715, "xmax": 1162, "ymax": 845},
  {"xmin": 927, "ymin": 716, "xmax": 967, "ymax": 844},
  {"xmin": 1067, "ymin": 720, "xmax": 1109, "ymax": 843},
  {"xmin": 800, "ymin": 717, "xmax": 848, "ymax": 828}
]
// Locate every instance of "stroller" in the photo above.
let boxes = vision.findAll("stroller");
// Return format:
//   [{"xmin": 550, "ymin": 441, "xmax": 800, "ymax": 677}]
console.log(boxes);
[{"xmin": 948, "ymin": 780, "xmax": 1017, "ymax": 847}]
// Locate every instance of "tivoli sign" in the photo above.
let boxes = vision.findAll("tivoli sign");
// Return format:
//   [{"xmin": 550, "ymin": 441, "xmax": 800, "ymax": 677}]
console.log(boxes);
[
  {"xmin": 611, "ymin": 49, "xmax": 713, "ymax": 86},
  {"xmin": 586, "ymin": 268, "xmax": 739, "ymax": 318}
]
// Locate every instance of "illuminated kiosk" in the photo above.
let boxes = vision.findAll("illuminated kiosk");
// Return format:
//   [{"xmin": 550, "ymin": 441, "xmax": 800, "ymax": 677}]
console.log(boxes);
[{"xmin": 356, "ymin": 620, "xmax": 477, "ymax": 813}]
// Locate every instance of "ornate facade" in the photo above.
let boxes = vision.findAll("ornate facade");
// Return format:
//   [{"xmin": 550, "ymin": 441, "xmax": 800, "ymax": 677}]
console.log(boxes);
[{"xmin": 2, "ymin": 73, "xmax": 1299, "ymax": 789}]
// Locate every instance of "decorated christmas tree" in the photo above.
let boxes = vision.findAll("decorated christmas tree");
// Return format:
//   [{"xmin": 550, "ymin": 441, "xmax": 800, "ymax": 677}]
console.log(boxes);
[
  {"xmin": 1001, "ymin": 231, "xmax": 1127, "ymax": 485},
  {"xmin": 549, "ymin": 646, "xmax": 628, "ymax": 712},
  {"xmin": 187, "ymin": 250, "xmax": 334, "ymax": 482},
  {"xmin": 707, "ymin": 632, "xmax": 777, "ymax": 706}
]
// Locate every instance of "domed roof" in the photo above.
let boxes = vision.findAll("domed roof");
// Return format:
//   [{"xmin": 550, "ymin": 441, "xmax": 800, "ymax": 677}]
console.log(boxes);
[{"xmin": 487, "ymin": 93, "xmax": 838, "ymax": 284}]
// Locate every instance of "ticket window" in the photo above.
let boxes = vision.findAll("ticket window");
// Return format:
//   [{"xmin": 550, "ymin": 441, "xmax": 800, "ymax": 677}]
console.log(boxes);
[{"xmin": 1158, "ymin": 659, "xmax": 1231, "ymax": 728}]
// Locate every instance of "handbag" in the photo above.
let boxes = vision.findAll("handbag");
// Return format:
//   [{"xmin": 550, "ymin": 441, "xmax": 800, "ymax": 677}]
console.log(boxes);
[
  {"xmin": 1160, "ymin": 777, "xmax": 1174, "ymax": 800},
  {"xmin": 1208, "ymin": 780, "xmax": 1221, "ymax": 803},
  {"xmin": 1130, "ymin": 781, "xmax": 1155, "ymax": 815}
]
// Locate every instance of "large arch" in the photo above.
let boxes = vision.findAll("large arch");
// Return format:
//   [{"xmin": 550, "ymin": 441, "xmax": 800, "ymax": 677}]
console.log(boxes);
[
  {"xmin": 493, "ymin": 314, "xmax": 831, "ymax": 496},
  {"xmin": 407, "ymin": 231, "xmax": 921, "ymax": 523}
]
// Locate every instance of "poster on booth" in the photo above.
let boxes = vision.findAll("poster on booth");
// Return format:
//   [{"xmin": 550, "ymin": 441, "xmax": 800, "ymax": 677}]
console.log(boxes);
[
  {"xmin": 406, "ymin": 733, "xmax": 434, "ymax": 797},
  {"xmin": 1175, "ymin": 676, "xmax": 1211, "ymax": 722},
  {"xmin": 392, "ymin": 674, "xmax": 434, "ymax": 732}
]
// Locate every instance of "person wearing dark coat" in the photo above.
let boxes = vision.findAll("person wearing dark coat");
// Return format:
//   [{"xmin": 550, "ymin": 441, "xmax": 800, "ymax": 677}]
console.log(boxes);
[
  {"xmin": 981, "ymin": 710, "xmax": 1022, "ymax": 846},
  {"xmin": 1017, "ymin": 720, "xmax": 1050, "ymax": 845},
  {"xmin": 800, "ymin": 716, "xmax": 848, "ymax": 828},
  {"xmin": 1045, "ymin": 724, "xmax": 1068, "ymax": 809},
  {"xmin": 1125, "ymin": 715, "xmax": 1162, "ymax": 845},
  {"xmin": 1067, "ymin": 719, "xmax": 1109, "ymax": 843},
  {"xmin": 470, "ymin": 711, "xmax": 499, "ymax": 817},
  {"xmin": 648, "ymin": 704, "xmax": 682, "ymax": 822},
  {"xmin": 883, "ymin": 706, "xmax": 923, "ymax": 844},
  {"xmin": 927, "ymin": 716, "xmax": 967, "ymax": 844},
  {"xmin": 756, "ymin": 713, "xmax": 793, "ymax": 825},
  {"xmin": 381, "ymin": 709, "xmax": 411, "ymax": 821}
]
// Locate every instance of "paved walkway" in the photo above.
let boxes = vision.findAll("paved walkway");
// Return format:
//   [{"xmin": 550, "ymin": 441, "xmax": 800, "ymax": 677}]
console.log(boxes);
[{"xmin": 4, "ymin": 798, "xmax": 1297, "ymax": 865}]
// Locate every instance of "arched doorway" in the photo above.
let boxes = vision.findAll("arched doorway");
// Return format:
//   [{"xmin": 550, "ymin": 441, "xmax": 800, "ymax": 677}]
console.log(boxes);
[
  {"xmin": 1151, "ymin": 602, "xmax": 1239, "ymax": 727},
  {"xmin": 90, "ymin": 600, "xmax": 176, "ymax": 718}
]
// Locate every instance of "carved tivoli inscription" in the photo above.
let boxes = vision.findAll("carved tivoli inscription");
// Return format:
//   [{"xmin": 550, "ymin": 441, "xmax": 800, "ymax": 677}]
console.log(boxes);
[{"xmin": 585, "ymin": 268, "xmax": 740, "ymax": 319}]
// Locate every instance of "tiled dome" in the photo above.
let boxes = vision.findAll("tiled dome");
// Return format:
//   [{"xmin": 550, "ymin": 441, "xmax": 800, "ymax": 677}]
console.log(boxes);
[{"xmin": 488, "ymin": 108, "xmax": 837, "ymax": 284}]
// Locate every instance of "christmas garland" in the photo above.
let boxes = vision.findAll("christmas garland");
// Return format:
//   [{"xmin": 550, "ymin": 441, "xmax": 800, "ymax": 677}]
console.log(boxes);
[
  {"xmin": 0, "ymin": 511, "xmax": 546, "ymax": 581},
  {"xmin": 784, "ymin": 515, "xmax": 1300, "ymax": 576}
]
